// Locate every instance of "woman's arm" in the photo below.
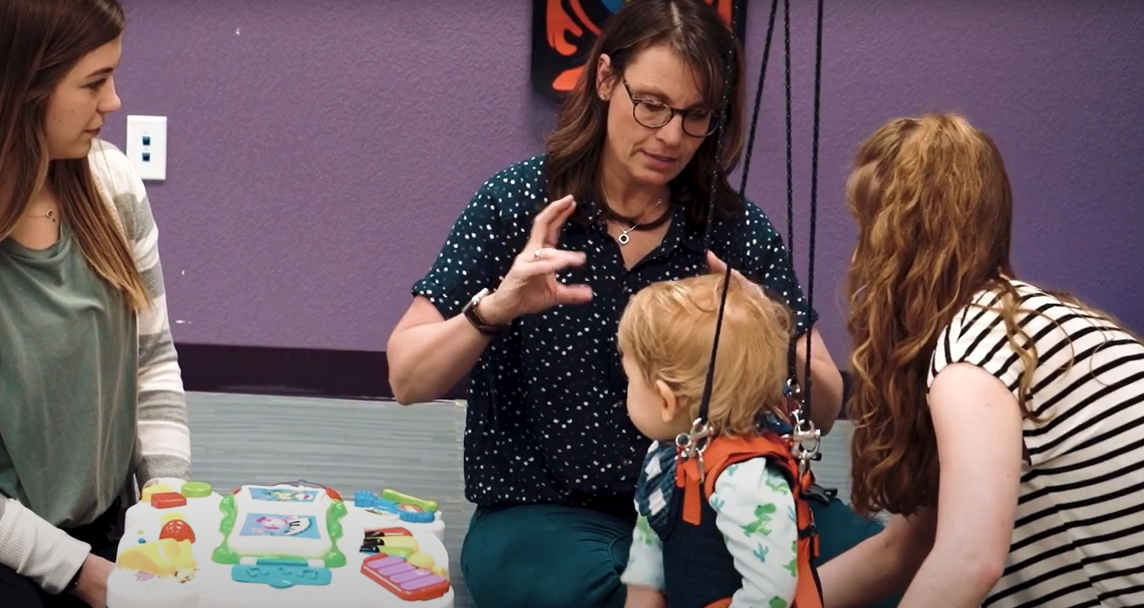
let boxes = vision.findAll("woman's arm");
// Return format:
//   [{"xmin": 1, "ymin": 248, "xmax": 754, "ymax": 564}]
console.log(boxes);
[
  {"xmin": 896, "ymin": 362, "xmax": 1022, "ymax": 608},
  {"xmin": 387, "ymin": 296, "xmax": 501, "ymax": 404},
  {"xmin": 719, "ymin": 203, "xmax": 845, "ymax": 433},
  {"xmin": 817, "ymin": 511, "xmax": 937, "ymax": 608},
  {"xmin": 0, "ymin": 498, "xmax": 92, "ymax": 594},
  {"xmin": 120, "ymin": 161, "xmax": 191, "ymax": 486},
  {"xmin": 388, "ymin": 190, "xmax": 586, "ymax": 405},
  {"xmin": 793, "ymin": 327, "xmax": 843, "ymax": 433},
  {"xmin": 385, "ymin": 181, "xmax": 512, "ymax": 405}
]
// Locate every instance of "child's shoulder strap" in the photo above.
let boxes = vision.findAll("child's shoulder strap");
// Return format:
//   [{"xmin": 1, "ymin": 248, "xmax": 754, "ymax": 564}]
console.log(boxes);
[
  {"xmin": 677, "ymin": 433, "xmax": 825, "ymax": 608},
  {"xmin": 698, "ymin": 433, "xmax": 800, "ymax": 497}
]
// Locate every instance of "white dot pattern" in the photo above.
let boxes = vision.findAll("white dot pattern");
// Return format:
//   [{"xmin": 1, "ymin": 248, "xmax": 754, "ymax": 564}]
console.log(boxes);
[{"xmin": 412, "ymin": 155, "xmax": 818, "ymax": 513}]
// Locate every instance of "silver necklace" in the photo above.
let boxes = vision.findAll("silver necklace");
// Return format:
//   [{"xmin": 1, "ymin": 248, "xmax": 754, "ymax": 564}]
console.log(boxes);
[{"xmin": 611, "ymin": 198, "xmax": 663, "ymax": 245}]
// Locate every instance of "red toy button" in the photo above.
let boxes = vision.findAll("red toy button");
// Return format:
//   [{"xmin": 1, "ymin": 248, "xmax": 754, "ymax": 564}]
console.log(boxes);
[
  {"xmin": 150, "ymin": 492, "xmax": 187, "ymax": 509},
  {"xmin": 159, "ymin": 519, "xmax": 196, "ymax": 543}
]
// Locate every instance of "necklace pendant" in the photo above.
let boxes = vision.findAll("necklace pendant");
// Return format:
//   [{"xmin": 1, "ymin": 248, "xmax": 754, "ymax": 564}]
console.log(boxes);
[{"xmin": 617, "ymin": 231, "xmax": 630, "ymax": 245}]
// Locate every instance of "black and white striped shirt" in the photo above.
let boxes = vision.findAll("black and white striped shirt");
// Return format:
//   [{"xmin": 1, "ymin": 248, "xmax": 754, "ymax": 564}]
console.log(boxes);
[{"xmin": 929, "ymin": 279, "xmax": 1144, "ymax": 608}]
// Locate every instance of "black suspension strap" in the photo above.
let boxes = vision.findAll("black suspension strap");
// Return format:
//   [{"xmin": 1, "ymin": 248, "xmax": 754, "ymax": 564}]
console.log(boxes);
[
  {"xmin": 787, "ymin": 0, "xmax": 826, "ymax": 470},
  {"xmin": 694, "ymin": 0, "xmax": 780, "ymax": 426},
  {"xmin": 686, "ymin": 18, "xmax": 743, "ymax": 472},
  {"xmin": 783, "ymin": 0, "xmax": 796, "ymax": 384},
  {"xmin": 804, "ymin": 0, "xmax": 825, "ymax": 424},
  {"xmin": 680, "ymin": 0, "xmax": 826, "ymax": 478}
]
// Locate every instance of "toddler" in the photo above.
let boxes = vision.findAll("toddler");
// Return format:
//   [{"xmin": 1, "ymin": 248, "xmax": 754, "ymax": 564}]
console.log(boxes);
[{"xmin": 617, "ymin": 273, "xmax": 823, "ymax": 608}]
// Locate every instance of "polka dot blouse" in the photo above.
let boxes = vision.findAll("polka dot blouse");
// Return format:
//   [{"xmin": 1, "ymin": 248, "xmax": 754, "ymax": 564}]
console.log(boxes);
[{"xmin": 412, "ymin": 155, "xmax": 817, "ymax": 520}]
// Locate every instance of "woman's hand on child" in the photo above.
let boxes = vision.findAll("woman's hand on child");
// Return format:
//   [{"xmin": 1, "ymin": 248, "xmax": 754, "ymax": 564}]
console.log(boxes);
[
  {"xmin": 706, "ymin": 250, "xmax": 765, "ymax": 298},
  {"xmin": 481, "ymin": 195, "xmax": 593, "ymax": 324}
]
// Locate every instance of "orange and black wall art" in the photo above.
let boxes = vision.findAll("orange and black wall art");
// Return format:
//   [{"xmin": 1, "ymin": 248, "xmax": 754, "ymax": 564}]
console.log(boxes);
[{"xmin": 531, "ymin": 0, "xmax": 749, "ymax": 99}]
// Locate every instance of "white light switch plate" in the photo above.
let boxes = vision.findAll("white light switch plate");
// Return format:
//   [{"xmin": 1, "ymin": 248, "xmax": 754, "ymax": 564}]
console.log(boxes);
[{"xmin": 125, "ymin": 115, "xmax": 167, "ymax": 181}]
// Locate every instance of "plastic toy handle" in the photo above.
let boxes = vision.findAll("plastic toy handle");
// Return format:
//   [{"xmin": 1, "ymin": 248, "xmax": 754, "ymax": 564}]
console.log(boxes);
[{"xmin": 380, "ymin": 489, "xmax": 438, "ymax": 513}]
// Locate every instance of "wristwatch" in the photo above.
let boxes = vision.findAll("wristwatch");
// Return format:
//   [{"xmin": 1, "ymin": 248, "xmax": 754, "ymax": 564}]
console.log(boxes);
[{"xmin": 462, "ymin": 288, "xmax": 509, "ymax": 335}]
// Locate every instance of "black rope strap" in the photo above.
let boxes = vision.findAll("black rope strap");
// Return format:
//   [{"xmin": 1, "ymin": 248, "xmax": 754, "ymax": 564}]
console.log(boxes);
[
  {"xmin": 695, "ymin": 0, "xmax": 825, "ymax": 437},
  {"xmin": 696, "ymin": 0, "xmax": 781, "ymax": 424},
  {"xmin": 803, "ymin": 0, "xmax": 825, "ymax": 419},
  {"xmin": 783, "ymin": 0, "xmax": 796, "ymax": 385}
]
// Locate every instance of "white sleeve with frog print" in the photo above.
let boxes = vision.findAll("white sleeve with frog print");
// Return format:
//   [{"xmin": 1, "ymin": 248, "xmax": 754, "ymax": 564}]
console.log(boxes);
[
  {"xmin": 621, "ymin": 512, "xmax": 666, "ymax": 591},
  {"xmin": 710, "ymin": 457, "xmax": 800, "ymax": 608}
]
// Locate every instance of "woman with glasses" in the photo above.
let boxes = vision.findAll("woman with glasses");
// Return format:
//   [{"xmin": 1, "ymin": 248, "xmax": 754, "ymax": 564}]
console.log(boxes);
[{"xmin": 387, "ymin": 1, "xmax": 884, "ymax": 606}]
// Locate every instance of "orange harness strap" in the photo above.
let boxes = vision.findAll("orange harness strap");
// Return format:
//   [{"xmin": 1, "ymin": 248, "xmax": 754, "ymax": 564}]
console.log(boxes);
[{"xmin": 675, "ymin": 433, "xmax": 823, "ymax": 608}]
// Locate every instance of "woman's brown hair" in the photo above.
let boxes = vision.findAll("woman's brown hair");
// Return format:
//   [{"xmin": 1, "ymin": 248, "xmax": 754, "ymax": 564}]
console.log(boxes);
[
  {"xmin": 0, "ymin": 0, "xmax": 150, "ymax": 310},
  {"xmin": 544, "ymin": 0, "xmax": 746, "ymax": 230},
  {"xmin": 844, "ymin": 113, "xmax": 1023, "ymax": 516}
]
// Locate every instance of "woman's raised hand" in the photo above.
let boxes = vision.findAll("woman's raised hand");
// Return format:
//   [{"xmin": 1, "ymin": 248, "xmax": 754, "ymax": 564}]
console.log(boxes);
[
  {"xmin": 707, "ymin": 250, "xmax": 765, "ymax": 298},
  {"xmin": 480, "ymin": 195, "xmax": 593, "ymax": 325}
]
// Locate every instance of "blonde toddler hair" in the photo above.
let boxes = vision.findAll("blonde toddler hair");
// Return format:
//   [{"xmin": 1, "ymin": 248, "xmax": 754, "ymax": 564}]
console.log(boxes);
[{"xmin": 618, "ymin": 273, "xmax": 794, "ymax": 435}]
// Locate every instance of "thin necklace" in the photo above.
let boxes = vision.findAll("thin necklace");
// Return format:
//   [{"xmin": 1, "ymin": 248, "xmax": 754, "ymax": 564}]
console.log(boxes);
[
  {"xmin": 605, "ymin": 195, "xmax": 663, "ymax": 246},
  {"xmin": 26, "ymin": 208, "xmax": 57, "ymax": 223}
]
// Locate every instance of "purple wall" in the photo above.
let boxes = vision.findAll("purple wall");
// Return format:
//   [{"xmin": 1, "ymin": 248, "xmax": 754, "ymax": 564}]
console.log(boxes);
[{"xmin": 104, "ymin": 0, "xmax": 1144, "ymax": 360}]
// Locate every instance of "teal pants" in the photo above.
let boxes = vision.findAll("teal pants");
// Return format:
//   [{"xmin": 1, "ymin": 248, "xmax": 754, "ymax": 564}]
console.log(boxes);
[{"xmin": 461, "ymin": 498, "xmax": 901, "ymax": 608}]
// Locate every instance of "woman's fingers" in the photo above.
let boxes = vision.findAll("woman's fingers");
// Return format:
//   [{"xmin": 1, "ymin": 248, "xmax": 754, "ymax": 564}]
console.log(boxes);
[
  {"xmin": 554, "ymin": 283, "xmax": 593, "ymax": 304},
  {"xmin": 545, "ymin": 197, "xmax": 577, "ymax": 246},
  {"xmin": 706, "ymin": 250, "xmax": 728, "ymax": 274},
  {"xmin": 512, "ymin": 246, "xmax": 592, "ymax": 305},
  {"xmin": 526, "ymin": 195, "xmax": 575, "ymax": 251},
  {"xmin": 706, "ymin": 250, "xmax": 764, "ymax": 296},
  {"xmin": 518, "ymin": 247, "xmax": 586, "ymax": 277}
]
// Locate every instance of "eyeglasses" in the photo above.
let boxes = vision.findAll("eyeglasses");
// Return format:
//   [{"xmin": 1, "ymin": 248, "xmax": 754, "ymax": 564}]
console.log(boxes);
[{"xmin": 621, "ymin": 79, "xmax": 719, "ymax": 138}]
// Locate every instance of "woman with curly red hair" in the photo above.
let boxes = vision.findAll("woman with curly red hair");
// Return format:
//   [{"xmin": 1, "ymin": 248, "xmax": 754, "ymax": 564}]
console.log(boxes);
[{"xmin": 819, "ymin": 113, "xmax": 1144, "ymax": 608}]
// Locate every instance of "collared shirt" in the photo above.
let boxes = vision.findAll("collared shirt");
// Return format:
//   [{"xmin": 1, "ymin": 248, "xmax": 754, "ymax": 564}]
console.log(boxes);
[{"xmin": 412, "ymin": 155, "xmax": 817, "ymax": 519}]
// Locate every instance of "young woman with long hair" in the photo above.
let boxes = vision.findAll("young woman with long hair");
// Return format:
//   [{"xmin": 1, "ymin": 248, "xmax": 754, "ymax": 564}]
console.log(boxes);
[
  {"xmin": 820, "ymin": 113, "xmax": 1144, "ymax": 608},
  {"xmin": 0, "ymin": 1, "xmax": 190, "ymax": 607}
]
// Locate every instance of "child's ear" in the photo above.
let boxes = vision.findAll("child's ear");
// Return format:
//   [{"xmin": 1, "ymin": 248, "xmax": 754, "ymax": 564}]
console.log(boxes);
[{"xmin": 655, "ymin": 379, "xmax": 682, "ymax": 423}]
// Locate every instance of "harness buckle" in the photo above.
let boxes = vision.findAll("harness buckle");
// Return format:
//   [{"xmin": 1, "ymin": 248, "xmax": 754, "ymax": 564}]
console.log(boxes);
[
  {"xmin": 783, "ymin": 380, "xmax": 822, "ymax": 476},
  {"xmin": 802, "ymin": 482, "xmax": 836, "ymax": 505},
  {"xmin": 676, "ymin": 418, "xmax": 714, "ymax": 482}
]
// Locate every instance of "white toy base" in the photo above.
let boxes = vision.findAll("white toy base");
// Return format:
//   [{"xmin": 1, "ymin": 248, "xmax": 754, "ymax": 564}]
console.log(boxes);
[{"xmin": 109, "ymin": 481, "xmax": 452, "ymax": 608}]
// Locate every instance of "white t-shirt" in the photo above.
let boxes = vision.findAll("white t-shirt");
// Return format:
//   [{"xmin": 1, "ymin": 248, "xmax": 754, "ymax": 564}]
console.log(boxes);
[{"xmin": 929, "ymin": 279, "xmax": 1144, "ymax": 608}]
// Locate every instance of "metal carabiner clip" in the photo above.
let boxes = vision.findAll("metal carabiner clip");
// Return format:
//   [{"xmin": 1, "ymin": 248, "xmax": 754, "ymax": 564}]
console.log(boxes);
[
  {"xmin": 676, "ymin": 418, "xmax": 714, "ymax": 482},
  {"xmin": 787, "ymin": 408, "xmax": 822, "ymax": 475}
]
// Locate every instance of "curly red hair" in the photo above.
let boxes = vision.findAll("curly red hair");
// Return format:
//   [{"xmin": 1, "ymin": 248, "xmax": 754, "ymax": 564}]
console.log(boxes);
[{"xmin": 844, "ymin": 113, "xmax": 1018, "ymax": 516}]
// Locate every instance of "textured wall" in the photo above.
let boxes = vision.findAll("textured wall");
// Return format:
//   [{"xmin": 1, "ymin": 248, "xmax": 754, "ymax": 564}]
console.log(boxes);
[{"xmin": 104, "ymin": 0, "xmax": 1144, "ymax": 358}]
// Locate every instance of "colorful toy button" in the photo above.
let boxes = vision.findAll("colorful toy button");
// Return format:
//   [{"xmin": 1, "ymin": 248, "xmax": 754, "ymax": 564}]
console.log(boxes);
[
  {"xmin": 360, "ymin": 554, "xmax": 450, "ymax": 601},
  {"xmin": 140, "ymin": 484, "xmax": 172, "ymax": 502},
  {"xmin": 231, "ymin": 561, "xmax": 332, "ymax": 589},
  {"xmin": 180, "ymin": 481, "xmax": 212, "ymax": 498},
  {"xmin": 360, "ymin": 527, "xmax": 418, "ymax": 556},
  {"xmin": 149, "ymin": 492, "xmax": 187, "ymax": 509},
  {"xmin": 160, "ymin": 519, "xmax": 196, "ymax": 543},
  {"xmin": 380, "ymin": 489, "xmax": 438, "ymax": 513},
  {"xmin": 355, "ymin": 490, "xmax": 437, "ymax": 523}
]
